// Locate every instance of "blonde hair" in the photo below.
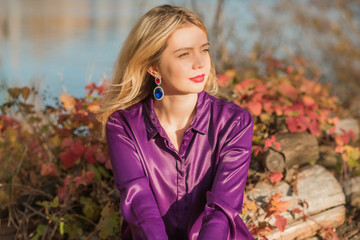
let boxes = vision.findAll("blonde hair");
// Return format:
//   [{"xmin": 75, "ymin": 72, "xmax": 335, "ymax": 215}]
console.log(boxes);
[{"xmin": 97, "ymin": 4, "xmax": 218, "ymax": 138}]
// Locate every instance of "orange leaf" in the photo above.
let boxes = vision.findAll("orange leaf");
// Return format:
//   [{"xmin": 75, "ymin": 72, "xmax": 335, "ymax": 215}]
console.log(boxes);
[
  {"xmin": 88, "ymin": 104, "xmax": 100, "ymax": 113},
  {"xmin": 277, "ymin": 200, "xmax": 291, "ymax": 212},
  {"xmin": 60, "ymin": 93, "xmax": 76, "ymax": 110},
  {"xmin": 302, "ymin": 95, "xmax": 316, "ymax": 107}
]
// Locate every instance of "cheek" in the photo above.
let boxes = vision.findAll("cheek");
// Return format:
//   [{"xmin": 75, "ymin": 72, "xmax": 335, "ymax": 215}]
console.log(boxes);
[{"xmin": 164, "ymin": 61, "xmax": 190, "ymax": 79}]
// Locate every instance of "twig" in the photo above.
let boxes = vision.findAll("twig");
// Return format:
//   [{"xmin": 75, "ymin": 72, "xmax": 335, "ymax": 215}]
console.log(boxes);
[
  {"xmin": 0, "ymin": 183, "xmax": 53, "ymax": 199},
  {"xmin": 344, "ymin": 229, "xmax": 359, "ymax": 240},
  {"xmin": 23, "ymin": 202, "xmax": 47, "ymax": 219}
]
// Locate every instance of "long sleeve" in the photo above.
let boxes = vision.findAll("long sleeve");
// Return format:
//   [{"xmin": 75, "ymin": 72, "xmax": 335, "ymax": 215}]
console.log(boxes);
[
  {"xmin": 106, "ymin": 114, "xmax": 168, "ymax": 240},
  {"xmin": 198, "ymin": 110, "xmax": 255, "ymax": 240}
]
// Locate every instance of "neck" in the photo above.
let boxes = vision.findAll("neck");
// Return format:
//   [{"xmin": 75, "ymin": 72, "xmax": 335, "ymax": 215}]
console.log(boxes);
[{"xmin": 153, "ymin": 93, "xmax": 198, "ymax": 130}]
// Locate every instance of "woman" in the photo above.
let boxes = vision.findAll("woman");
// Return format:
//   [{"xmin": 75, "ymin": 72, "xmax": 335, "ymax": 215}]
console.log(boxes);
[{"xmin": 97, "ymin": 5, "xmax": 254, "ymax": 240}]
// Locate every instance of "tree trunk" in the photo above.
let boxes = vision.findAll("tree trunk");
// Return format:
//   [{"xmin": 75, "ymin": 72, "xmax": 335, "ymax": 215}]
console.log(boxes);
[{"xmin": 265, "ymin": 132, "xmax": 319, "ymax": 172}]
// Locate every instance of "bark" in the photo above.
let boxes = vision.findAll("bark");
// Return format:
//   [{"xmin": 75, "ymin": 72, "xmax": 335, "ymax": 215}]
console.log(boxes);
[{"xmin": 265, "ymin": 132, "xmax": 319, "ymax": 172}]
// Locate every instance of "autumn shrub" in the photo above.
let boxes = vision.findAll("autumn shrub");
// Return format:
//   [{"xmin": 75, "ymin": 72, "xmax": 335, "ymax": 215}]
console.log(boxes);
[
  {"xmin": 0, "ymin": 57, "xmax": 359, "ymax": 239},
  {"xmin": 218, "ymin": 56, "xmax": 359, "ymax": 238}
]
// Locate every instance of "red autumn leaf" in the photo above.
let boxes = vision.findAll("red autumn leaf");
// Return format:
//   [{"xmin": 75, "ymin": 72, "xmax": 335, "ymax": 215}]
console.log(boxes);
[
  {"xmin": 95, "ymin": 152, "xmax": 107, "ymax": 164},
  {"xmin": 265, "ymin": 136, "xmax": 281, "ymax": 151},
  {"xmin": 305, "ymin": 109, "xmax": 319, "ymax": 121},
  {"xmin": 85, "ymin": 83, "xmax": 96, "ymax": 96},
  {"xmin": 104, "ymin": 159, "xmax": 112, "ymax": 170},
  {"xmin": 217, "ymin": 74, "xmax": 232, "ymax": 87},
  {"xmin": 248, "ymin": 101, "xmax": 262, "ymax": 116},
  {"xmin": 274, "ymin": 215, "xmax": 287, "ymax": 232},
  {"xmin": 274, "ymin": 141, "xmax": 281, "ymax": 151},
  {"xmin": 269, "ymin": 171, "xmax": 283, "ymax": 184},
  {"xmin": 254, "ymin": 83, "xmax": 268, "ymax": 92},
  {"xmin": 252, "ymin": 92, "xmax": 265, "ymax": 102},
  {"xmin": 284, "ymin": 103, "xmax": 305, "ymax": 116},
  {"xmin": 252, "ymin": 145, "xmax": 263, "ymax": 156},
  {"xmin": 291, "ymin": 208, "xmax": 302, "ymax": 215},
  {"xmin": 264, "ymin": 138, "xmax": 273, "ymax": 149},
  {"xmin": 85, "ymin": 82, "xmax": 96, "ymax": 90},
  {"xmin": 84, "ymin": 146, "xmax": 98, "ymax": 164},
  {"xmin": 61, "ymin": 137, "xmax": 73, "ymax": 149},
  {"xmin": 324, "ymin": 227, "xmax": 339, "ymax": 240},
  {"xmin": 348, "ymin": 130, "xmax": 355, "ymax": 141},
  {"xmin": 240, "ymin": 78, "xmax": 261, "ymax": 91},
  {"xmin": 59, "ymin": 151, "xmax": 77, "ymax": 169},
  {"xmin": 335, "ymin": 146, "xmax": 343, "ymax": 153},
  {"xmin": 70, "ymin": 140, "xmax": 85, "ymax": 158},
  {"xmin": 234, "ymin": 83, "xmax": 244, "ymax": 93},
  {"xmin": 279, "ymin": 83, "xmax": 297, "ymax": 100},
  {"xmin": 308, "ymin": 119, "xmax": 321, "ymax": 135},
  {"xmin": 286, "ymin": 116, "xmax": 309, "ymax": 133},
  {"xmin": 74, "ymin": 170, "xmax": 94, "ymax": 187},
  {"xmin": 57, "ymin": 187, "xmax": 67, "ymax": 202},
  {"xmin": 84, "ymin": 150, "xmax": 96, "ymax": 164}
]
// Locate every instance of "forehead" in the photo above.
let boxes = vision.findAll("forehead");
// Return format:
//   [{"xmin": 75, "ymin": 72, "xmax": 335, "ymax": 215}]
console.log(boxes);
[{"xmin": 165, "ymin": 25, "xmax": 208, "ymax": 49}]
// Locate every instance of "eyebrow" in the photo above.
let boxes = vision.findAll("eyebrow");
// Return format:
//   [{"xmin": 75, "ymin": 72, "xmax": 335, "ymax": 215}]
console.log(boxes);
[{"xmin": 173, "ymin": 42, "xmax": 210, "ymax": 53}]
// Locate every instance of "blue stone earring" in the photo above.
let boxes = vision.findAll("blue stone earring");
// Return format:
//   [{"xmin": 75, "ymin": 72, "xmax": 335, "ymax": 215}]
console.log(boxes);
[{"xmin": 153, "ymin": 77, "xmax": 164, "ymax": 100}]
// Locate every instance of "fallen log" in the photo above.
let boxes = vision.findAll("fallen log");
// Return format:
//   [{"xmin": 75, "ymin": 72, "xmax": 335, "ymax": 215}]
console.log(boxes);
[
  {"xmin": 246, "ymin": 165, "xmax": 345, "ymax": 239},
  {"xmin": 269, "ymin": 206, "xmax": 345, "ymax": 240},
  {"xmin": 265, "ymin": 132, "xmax": 319, "ymax": 172},
  {"xmin": 342, "ymin": 176, "xmax": 360, "ymax": 209}
]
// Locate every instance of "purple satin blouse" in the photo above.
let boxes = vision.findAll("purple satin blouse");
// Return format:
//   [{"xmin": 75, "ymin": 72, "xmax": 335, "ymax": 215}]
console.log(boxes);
[{"xmin": 106, "ymin": 91, "xmax": 255, "ymax": 240}]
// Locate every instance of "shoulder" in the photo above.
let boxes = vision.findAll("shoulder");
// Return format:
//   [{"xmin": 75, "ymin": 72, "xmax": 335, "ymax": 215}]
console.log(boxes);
[
  {"xmin": 204, "ymin": 92, "xmax": 252, "ymax": 125},
  {"xmin": 106, "ymin": 100, "xmax": 145, "ymax": 131}
]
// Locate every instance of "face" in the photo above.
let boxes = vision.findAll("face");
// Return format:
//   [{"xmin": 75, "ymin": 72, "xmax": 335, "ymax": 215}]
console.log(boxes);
[{"xmin": 150, "ymin": 25, "xmax": 211, "ymax": 96}]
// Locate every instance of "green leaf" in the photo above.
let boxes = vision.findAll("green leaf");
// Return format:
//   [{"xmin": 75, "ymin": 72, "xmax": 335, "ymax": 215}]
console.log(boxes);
[
  {"xmin": 59, "ymin": 218, "xmax": 65, "ymax": 235},
  {"xmin": 63, "ymin": 214, "xmax": 83, "ymax": 239},
  {"xmin": 98, "ymin": 166, "xmax": 111, "ymax": 179},
  {"xmin": 30, "ymin": 224, "xmax": 46, "ymax": 240},
  {"xmin": 36, "ymin": 196, "xmax": 59, "ymax": 208},
  {"xmin": 96, "ymin": 202, "xmax": 120, "ymax": 239},
  {"xmin": 80, "ymin": 196, "xmax": 99, "ymax": 220},
  {"xmin": 50, "ymin": 196, "xmax": 59, "ymax": 208}
]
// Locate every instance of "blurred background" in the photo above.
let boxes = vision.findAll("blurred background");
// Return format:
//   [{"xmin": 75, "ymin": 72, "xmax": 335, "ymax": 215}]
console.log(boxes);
[
  {"xmin": 0, "ymin": 0, "xmax": 359, "ymax": 114},
  {"xmin": 1, "ymin": 1, "xmax": 360, "ymax": 239}
]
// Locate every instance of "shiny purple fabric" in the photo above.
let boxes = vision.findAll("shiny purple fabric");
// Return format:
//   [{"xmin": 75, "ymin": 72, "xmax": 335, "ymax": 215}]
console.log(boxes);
[{"xmin": 106, "ymin": 91, "xmax": 255, "ymax": 240}]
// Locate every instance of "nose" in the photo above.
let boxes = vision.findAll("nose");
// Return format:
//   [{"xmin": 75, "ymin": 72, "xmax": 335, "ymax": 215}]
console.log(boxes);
[{"xmin": 193, "ymin": 53, "xmax": 205, "ymax": 69}]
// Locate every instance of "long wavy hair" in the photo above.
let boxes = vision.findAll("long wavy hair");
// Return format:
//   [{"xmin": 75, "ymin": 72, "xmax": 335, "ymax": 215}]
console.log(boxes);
[{"xmin": 97, "ymin": 4, "xmax": 218, "ymax": 138}]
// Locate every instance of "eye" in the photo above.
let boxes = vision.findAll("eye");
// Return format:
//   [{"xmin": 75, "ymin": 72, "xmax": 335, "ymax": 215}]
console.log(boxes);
[
  {"xmin": 202, "ymin": 48, "xmax": 210, "ymax": 53},
  {"xmin": 178, "ymin": 52, "xmax": 189, "ymax": 58}
]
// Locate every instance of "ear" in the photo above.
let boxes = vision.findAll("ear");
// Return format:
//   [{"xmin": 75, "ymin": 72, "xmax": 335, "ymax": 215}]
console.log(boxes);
[{"xmin": 147, "ymin": 65, "xmax": 161, "ymax": 78}]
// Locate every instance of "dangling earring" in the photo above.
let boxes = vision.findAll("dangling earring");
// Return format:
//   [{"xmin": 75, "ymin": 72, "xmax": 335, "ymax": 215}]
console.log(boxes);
[{"xmin": 153, "ymin": 77, "xmax": 164, "ymax": 100}]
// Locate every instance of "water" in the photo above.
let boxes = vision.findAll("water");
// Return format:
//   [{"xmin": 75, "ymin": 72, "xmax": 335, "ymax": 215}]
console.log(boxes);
[{"xmin": 0, "ymin": 0, "xmax": 255, "ymax": 105}]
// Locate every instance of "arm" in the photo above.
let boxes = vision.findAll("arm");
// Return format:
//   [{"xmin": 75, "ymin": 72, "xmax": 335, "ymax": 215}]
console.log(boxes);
[
  {"xmin": 198, "ymin": 110, "xmax": 254, "ymax": 240},
  {"xmin": 106, "ymin": 114, "xmax": 168, "ymax": 240}
]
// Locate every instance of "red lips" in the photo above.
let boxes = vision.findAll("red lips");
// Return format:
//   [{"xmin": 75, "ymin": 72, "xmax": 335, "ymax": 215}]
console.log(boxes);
[{"xmin": 189, "ymin": 74, "xmax": 205, "ymax": 83}]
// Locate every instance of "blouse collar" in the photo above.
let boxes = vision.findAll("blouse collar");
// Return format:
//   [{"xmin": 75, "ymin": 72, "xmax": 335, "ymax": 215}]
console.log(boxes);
[{"xmin": 145, "ymin": 91, "xmax": 210, "ymax": 140}]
